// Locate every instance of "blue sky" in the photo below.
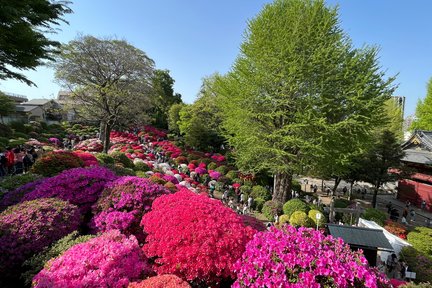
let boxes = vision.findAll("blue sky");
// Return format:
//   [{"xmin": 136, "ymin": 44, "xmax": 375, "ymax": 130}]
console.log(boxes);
[{"xmin": 1, "ymin": 0, "xmax": 431, "ymax": 117}]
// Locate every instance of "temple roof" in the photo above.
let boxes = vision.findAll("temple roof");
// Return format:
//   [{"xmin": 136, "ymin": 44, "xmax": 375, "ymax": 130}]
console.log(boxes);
[
  {"xmin": 327, "ymin": 224, "xmax": 393, "ymax": 250},
  {"xmin": 401, "ymin": 130, "xmax": 432, "ymax": 152},
  {"xmin": 402, "ymin": 149, "xmax": 432, "ymax": 165}
]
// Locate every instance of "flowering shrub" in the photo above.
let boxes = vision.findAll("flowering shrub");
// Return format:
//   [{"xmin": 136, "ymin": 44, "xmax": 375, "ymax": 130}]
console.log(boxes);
[
  {"xmin": 240, "ymin": 215, "xmax": 267, "ymax": 232},
  {"xmin": 0, "ymin": 198, "xmax": 80, "ymax": 281},
  {"xmin": 31, "ymin": 151, "xmax": 84, "ymax": 176},
  {"xmin": 110, "ymin": 151, "xmax": 135, "ymax": 168},
  {"xmin": 23, "ymin": 166, "xmax": 117, "ymax": 215},
  {"xmin": 142, "ymin": 189, "xmax": 256, "ymax": 286},
  {"xmin": 194, "ymin": 166, "xmax": 207, "ymax": 175},
  {"xmin": 92, "ymin": 176, "xmax": 171, "ymax": 242},
  {"xmin": 129, "ymin": 274, "xmax": 191, "ymax": 288},
  {"xmin": 262, "ymin": 200, "xmax": 283, "ymax": 221},
  {"xmin": 384, "ymin": 220, "xmax": 407, "ymax": 239},
  {"xmin": 233, "ymin": 226, "xmax": 390, "ymax": 288},
  {"xmin": 33, "ymin": 230, "xmax": 152, "ymax": 288},
  {"xmin": 0, "ymin": 177, "xmax": 45, "ymax": 211},
  {"xmin": 73, "ymin": 138, "xmax": 103, "ymax": 152},
  {"xmin": 95, "ymin": 152, "xmax": 115, "ymax": 164},
  {"xmin": 72, "ymin": 151, "xmax": 99, "ymax": 166},
  {"xmin": 209, "ymin": 170, "xmax": 222, "ymax": 180}
]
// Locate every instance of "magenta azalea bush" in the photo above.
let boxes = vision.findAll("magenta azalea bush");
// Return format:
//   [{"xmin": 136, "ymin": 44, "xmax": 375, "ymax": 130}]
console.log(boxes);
[
  {"xmin": 0, "ymin": 198, "xmax": 80, "ymax": 281},
  {"xmin": 33, "ymin": 230, "xmax": 152, "ymax": 288},
  {"xmin": 22, "ymin": 166, "xmax": 117, "ymax": 214},
  {"xmin": 233, "ymin": 226, "xmax": 389, "ymax": 288},
  {"xmin": 141, "ymin": 189, "xmax": 256, "ymax": 286},
  {"xmin": 92, "ymin": 176, "xmax": 171, "ymax": 242}
]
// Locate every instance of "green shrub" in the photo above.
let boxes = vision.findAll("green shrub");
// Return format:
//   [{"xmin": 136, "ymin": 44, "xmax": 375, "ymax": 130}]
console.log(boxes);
[
  {"xmin": 251, "ymin": 185, "xmax": 271, "ymax": 201},
  {"xmin": 291, "ymin": 179, "xmax": 302, "ymax": 192},
  {"xmin": 13, "ymin": 132, "xmax": 29, "ymax": 139},
  {"xmin": 225, "ymin": 170, "xmax": 238, "ymax": 180},
  {"xmin": 102, "ymin": 164, "xmax": 135, "ymax": 176},
  {"xmin": 134, "ymin": 161, "xmax": 150, "ymax": 172},
  {"xmin": 215, "ymin": 165, "xmax": 229, "ymax": 175},
  {"xmin": 217, "ymin": 175, "xmax": 229, "ymax": 184},
  {"xmin": 289, "ymin": 211, "xmax": 312, "ymax": 227},
  {"xmin": 401, "ymin": 282, "xmax": 432, "ymax": 288},
  {"xmin": 362, "ymin": 208, "xmax": 387, "ymax": 226},
  {"xmin": 283, "ymin": 198, "xmax": 309, "ymax": 218},
  {"xmin": 21, "ymin": 231, "xmax": 95, "ymax": 286},
  {"xmin": 8, "ymin": 121, "xmax": 28, "ymax": 133},
  {"xmin": 135, "ymin": 171, "xmax": 148, "ymax": 178},
  {"xmin": 253, "ymin": 198, "xmax": 265, "ymax": 212},
  {"xmin": 110, "ymin": 151, "xmax": 134, "ymax": 168},
  {"xmin": 31, "ymin": 151, "xmax": 84, "ymax": 177},
  {"xmin": 207, "ymin": 162, "xmax": 218, "ymax": 171},
  {"xmin": 400, "ymin": 246, "xmax": 432, "ymax": 283},
  {"xmin": 9, "ymin": 138, "xmax": 26, "ymax": 147},
  {"xmin": 0, "ymin": 124, "xmax": 13, "ymax": 138},
  {"xmin": 407, "ymin": 227, "xmax": 432, "ymax": 257},
  {"xmin": 262, "ymin": 200, "xmax": 283, "ymax": 221},
  {"xmin": 240, "ymin": 184, "xmax": 253, "ymax": 195},
  {"xmin": 0, "ymin": 173, "xmax": 43, "ymax": 193},
  {"xmin": 198, "ymin": 158, "xmax": 212, "ymax": 165},
  {"xmin": 308, "ymin": 209, "xmax": 325, "ymax": 227},
  {"xmin": 278, "ymin": 214, "xmax": 290, "ymax": 225},
  {"xmin": 334, "ymin": 198, "xmax": 351, "ymax": 208},
  {"xmin": 149, "ymin": 175, "xmax": 167, "ymax": 185},
  {"xmin": 0, "ymin": 137, "xmax": 9, "ymax": 146},
  {"xmin": 95, "ymin": 153, "xmax": 115, "ymax": 165}
]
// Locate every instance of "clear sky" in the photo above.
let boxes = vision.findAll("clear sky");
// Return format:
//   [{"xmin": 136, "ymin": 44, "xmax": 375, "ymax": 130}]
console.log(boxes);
[{"xmin": 1, "ymin": 0, "xmax": 431, "ymax": 117}]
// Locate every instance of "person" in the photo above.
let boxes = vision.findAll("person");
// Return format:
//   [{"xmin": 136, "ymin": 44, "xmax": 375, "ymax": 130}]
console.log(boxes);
[
  {"xmin": 274, "ymin": 214, "xmax": 279, "ymax": 224},
  {"xmin": 242, "ymin": 204, "xmax": 248, "ymax": 215},
  {"xmin": 13, "ymin": 148, "xmax": 25, "ymax": 175},
  {"xmin": 240, "ymin": 192, "xmax": 245, "ymax": 204},
  {"xmin": 386, "ymin": 253, "xmax": 397, "ymax": 278},
  {"xmin": 399, "ymin": 259, "xmax": 406, "ymax": 280},
  {"xmin": 0, "ymin": 149, "xmax": 7, "ymax": 177},
  {"xmin": 5, "ymin": 147, "xmax": 15, "ymax": 175},
  {"xmin": 326, "ymin": 187, "xmax": 331, "ymax": 197},
  {"xmin": 409, "ymin": 209, "xmax": 416, "ymax": 223},
  {"xmin": 342, "ymin": 186, "xmax": 348, "ymax": 195},
  {"xmin": 222, "ymin": 189, "xmax": 229, "ymax": 203},
  {"xmin": 23, "ymin": 150, "xmax": 33, "ymax": 173},
  {"xmin": 402, "ymin": 208, "xmax": 408, "ymax": 219},
  {"xmin": 313, "ymin": 184, "xmax": 318, "ymax": 194},
  {"xmin": 421, "ymin": 200, "xmax": 427, "ymax": 210},
  {"xmin": 401, "ymin": 216, "xmax": 408, "ymax": 225},
  {"xmin": 248, "ymin": 196, "xmax": 253, "ymax": 211},
  {"xmin": 386, "ymin": 201, "xmax": 393, "ymax": 214}
]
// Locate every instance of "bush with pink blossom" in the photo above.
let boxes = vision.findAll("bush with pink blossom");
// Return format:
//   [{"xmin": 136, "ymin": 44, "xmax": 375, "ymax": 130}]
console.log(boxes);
[
  {"xmin": 33, "ymin": 230, "xmax": 152, "ymax": 288},
  {"xmin": 0, "ymin": 198, "xmax": 80, "ymax": 283},
  {"xmin": 72, "ymin": 151, "xmax": 99, "ymax": 166},
  {"xmin": 141, "ymin": 189, "xmax": 256, "ymax": 286},
  {"xmin": 233, "ymin": 225, "xmax": 390, "ymax": 288},
  {"xmin": 22, "ymin": 166, "xmax": 117, "ymax": 215},
  {"xmin": 92, "ymin": 176, "xmax": 171, "ymax": 242},
  {"xmin": 128, "ymin": 274, "xmax": 191, "ymax": 288}
]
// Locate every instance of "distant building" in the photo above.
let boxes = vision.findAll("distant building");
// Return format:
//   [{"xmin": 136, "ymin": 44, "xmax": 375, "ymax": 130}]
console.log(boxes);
[
  {"xmin": 57, "ymin": 91, "xmax": 77, "ymax": 121},
  {"xmin": 4, "ymin": 92, "xmax": 28, "ymax": 104}
]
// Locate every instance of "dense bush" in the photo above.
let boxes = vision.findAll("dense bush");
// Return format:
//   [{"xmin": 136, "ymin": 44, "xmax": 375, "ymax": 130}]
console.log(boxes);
[
  {"xmin": 21, "ymin": 231, "xmax": 95, "ymax": 286},
  {"xmin": 289, "ymin": 211, "xmax": 312, "ymax": 227},
  {"xmin": 207, "ymin": 162, "xmax": 218, "ymax": 171},
  {"xmin": 31, "ymin": 151, "xmax": 84, "ymax": 176},
  {"xmin": 291, "ymin": 179, "xmax": 302, "ymax": 192},
  {"xmin": 400, "ymin": 282, "xmax": 432, "ymax": 288},
  {"xmin": 0, "ymin": 173, "xmax": 42, "ymax": 193},
  {"xmin": 0, "ymin": 176, "xmax": 44, "ymax": 211},
  {"xmin": 283, "ymin": 198, "xmax": 309, "ymax": 218},
  {"xmin": 110, "ymin": 151, "xmax": 134, "ymax": 168},
  {"xmin": 250, "ymin": 185, "xmax": 271, "ymax": 201},
  {"xmin": 233, "ymin": 226, "xmax": 389, "ymax": 288},
  {"xmin": 225, "ymin": 170, "xmax": 239, "ymax": 180},
  {"xmin": 134, "ymin": 160, "xmax": 150, "ymax": 172},
  {"xmin": 92, "ymin": 176, "xmax": 171, "ymax": 242},
  {"xmin": 240, "ymin": 184, "xmax": 253, "ymax": 195},
  {"xmin": 362, "ymin": 208, "xmax": 387, "ymax": 226},
  {"xmin": 278, "ymin": 214, "xmax": 290, "ymax": 226},
  {"xmin": 13, "ymin": 131, "xmax": 29, "ymax": 139},
  {"xmin": 308, "ymin": 209, "xmax": 326, "ymax": 227},
  {"xmin": 23, "ymin": 166, "xmax": 117, "ymax": 215},
  {"xmin": 95, "ymin": 153, "xmax": 115, "ymax": 164},
  {"xmin": 407, "ymin": 227, "xmax": 432, "ymax": 257},
  {"xmin": 129, "ymin": 274, "xmax": 191, "ymax": 288},
  {"xmin": 253, "ymin": 197, "xmax": 265, "ymax": 212},
  {"xmin": 33, "ymin": 230, "xmax": 152, "ymax": 288},
  {"xmin": 72, "ymin": 151, "xmax": 99, "ymax": 166},
  {"xmin": 400, "ymin": 246, "xmax": 432, "ymax": 283},
  {"xmin": 103, "ymin": 163, "xmax": 136, "ymax": 176},
  {"xmin": 262, "ymin": 200, "xmax": 283, "ymax": 221},
  {"xmin": 334, "ymin": 198, "xmax": 351, "ymax": 208},
  {"xmin": 215, "ymin": 165, "xmax": 229, "ymax": 175},
  {"xmin": 142, "ymin": 189, "xmax": 256, "ymax": 286},
  {"xmin": 0, "ymin": 123, "xmax": 13, "ymax": 137},
  {"xmin": 0, "ymin": 198, "xmax": 80, "ymax": 283}
]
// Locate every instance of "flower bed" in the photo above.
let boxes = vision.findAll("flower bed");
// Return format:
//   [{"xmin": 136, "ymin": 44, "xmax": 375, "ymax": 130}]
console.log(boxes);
[
  {"xmin": 129, "ymin": 274, "xmax": 191, "ymax": 288},
  {"xmin": 31, "ymin": 150, "xmax": 84, "ymax": 176}
]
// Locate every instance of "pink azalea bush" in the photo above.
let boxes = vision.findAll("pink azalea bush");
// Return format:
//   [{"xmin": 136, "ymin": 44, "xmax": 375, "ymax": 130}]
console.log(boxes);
[
  {"xmin": 23, "ymin": 166, "xmax": 117, "ymax": 214},
  {"xmin": 33, "ymin": 230, "xmax": 152, "ymax": 288},
  {"xmin": 209, "ymin": 170, "xmax": 222, "ymax": 180},
  {"xmin": 233, "ymin": 226, "xmax": 390, "ymax": 288},
  {"xmin": 92, "ymin": 176, "xmax": 171, "ymax": 242},
  {"xmin": 128, "ymin": 274, "xmax": 191, "ymax": 288},
  {"xmin": 73, "ymin": 151, "xmax": 99, "ymax": 166},
  {"xmin": 141, "ymin": 189, "xmax": 256, "ymax": 286},
  {"xmin": 73, "ymin": 138, "xmax": 103, "ymax": 152},
  {"xmin": 0, "ymin": 198, "xmax": 80, "ymax": 281}
]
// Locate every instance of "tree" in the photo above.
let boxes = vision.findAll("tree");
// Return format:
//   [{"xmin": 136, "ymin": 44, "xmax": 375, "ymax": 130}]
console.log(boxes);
[
  {"xmin": 0, "ymin": 0, "xmax": 71, "ymax": 86},
  {"xmin": 54, "ymin": 35, "xmax": 155, "ymax": 153},
  {"xmin": 216, "ymin": 0, "xmax": 394, "ymax": 203},
  {"xmin": 381, "ymin": 98, "xmax": 404, "ymax": 141},
  {"xmin": 150, "ymin": 70, "xmax": 182, "ymax": 129},
  {"xmin": 167, "ymin": 103, "xmax": 185, "ymax": 135},
  {"xmin": 0, "ymin": 92, "xmax": 15, "ymax": 123},
  {"xmin": 410, "ymin": 77, "xmax": 432, "ymax": 131}
]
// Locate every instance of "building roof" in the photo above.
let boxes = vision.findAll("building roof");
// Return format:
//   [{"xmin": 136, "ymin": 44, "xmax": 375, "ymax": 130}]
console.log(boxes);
[
  {"xmin": 21, "ymin": 99, "xmax": 53, "ymax": 106},
  {"xmin": 402, "ymin": 149, "xmax": 432, "ymax": 165},
  {"xmin": 5, "ymin": 93, "xmax": 28, "ymax": 103},
  {"xmin": 15, "ymin": 105, "xmax": 40, "ymax": 112},
  {"xmin": 402, "ymin": 130, "xmax": 432, "ymax": 152},
  {"xmin": 327, "ymin": 224, "xmax": 393, "ymax": 250}
]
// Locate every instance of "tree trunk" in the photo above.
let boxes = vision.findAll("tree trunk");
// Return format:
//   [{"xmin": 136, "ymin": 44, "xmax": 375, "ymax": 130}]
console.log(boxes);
[
  {"xmin": 333, "ymin": 177, "xmax": 341, "ymax": 194},
  {"xmin": 348, "ymin": 182, "xmax": 353, "ymax": 200},
  {"xmin": 99, "ymin": 121, "xmax": 105, "ymax": 141},
  {"xmin": 372, "ymin": 182, "xmax": 380, "ymax": 208},
  {"xmin": 321, "ymin": 179, "xmax": 324, "ymax": 193},
  {"xmin": 272, "ymin": 172, "xmax": 292, "ymax": 203},
  {"xmin": 102, "ymin": 122, "xmax": 111, "ymax": 154}
]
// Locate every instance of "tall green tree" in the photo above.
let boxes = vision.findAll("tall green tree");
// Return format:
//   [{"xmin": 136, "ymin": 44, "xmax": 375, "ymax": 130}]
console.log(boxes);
[
  {"xmin": 382, "ymin": 98, "xmax": 404, "ymax": 141},
  {"xmin": 216, "ymin": 0, "xmax": 394, "ymax": 203},
  {"xmin": 54, "ymin": 35, "xmax": 155, "ymax": 153},
  {"xmin": 410, "ymin": 78, "xmax": 432, "ymax": 131},
  {"xmin": 0, "ymin": 0, "xmax": 71, "ymax": 86},
  {"xmin": 168, "ymin": 103, "xmax": 185, "ymax": 135},
  {"xmin": 150, "ymin": 69, "xmax": 182, "ymax": 128},
  {"xmin": 0, "ymin": 92, "xmax": 15, "ymax": 123}
]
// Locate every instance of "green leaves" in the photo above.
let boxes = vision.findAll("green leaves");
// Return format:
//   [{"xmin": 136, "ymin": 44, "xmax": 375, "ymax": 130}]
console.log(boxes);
[{"xmin": 411, "ymin": 77, "xmax": 432, "ymax": 131}]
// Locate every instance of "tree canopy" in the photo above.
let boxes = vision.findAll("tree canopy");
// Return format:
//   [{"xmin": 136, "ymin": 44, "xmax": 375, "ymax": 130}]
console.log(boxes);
[
  {"xmin": 0, "ymin": 92, "xmax": 15, "ymax": 124},
  {"xmin": 410, "ymin": 77, "xmax": 432, "ymax": 131},
  {"xmin": 216, "ymin": 0, "xmax": 395, "ymax": 203},
  {"xmin": 0, "ymin": 0, "xmax": 71, "ymax": 86},
  {"xmin": 54, "ymin": 35, "xmax": 155, "ymax": 152}
]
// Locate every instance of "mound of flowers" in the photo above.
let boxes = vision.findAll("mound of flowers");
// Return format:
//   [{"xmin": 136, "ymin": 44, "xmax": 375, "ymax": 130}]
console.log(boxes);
[
  {"xmin": 110, "ymin": 131, "xmax": 139, "ymax": 144},
  {"xmin": 141, "ymin": 189, "xmax": 256, "ymax": 286},
  {"xmin": 23, "ymin": 166, "xmax": 117, "ymax": 215},
  {"xmin": 233, "ymin": 226, "xmax": 389, "ymax": 288},
  {"xmin": 129, "ymin": 274, "xmax": 191, "ymax": 288},
  {"xmin": 92, "ymin": 176, "xmax": 171, "ymax": 242},
  {"xmin": 73, "ymin": 138, "xmax": 103, "ymax": 152},
  {"xmin": 33, "ymin": 230, "xmax": 152, "ymax": 288},
  {"xmin": 0, "ymin": 198, "xmax": 80, "ymax": 281},
  {"xmin": 31, "ymin": 150, "xmax": 84, "ymax": 176},
  {"xmin": 73, "ymin": 151, "xmax": 99, "ymax": 167},
  {"xmin": 0, "ymin": 177, "xmax": 45, "ymax": 211}
]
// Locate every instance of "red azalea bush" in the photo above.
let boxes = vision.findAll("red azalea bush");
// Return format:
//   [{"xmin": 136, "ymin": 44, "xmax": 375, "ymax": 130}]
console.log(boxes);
[
  {"xmin": 384, "ymin": 220, "xmax": 407, "ymax": 239},
  {"xmin": 0, "ymin": 198, "xmax": 80, "ymax": 282},
  {"xmin": 129, "ymin": 274, "xmax": 191, "ymax": 288},
  {"xmin": 30, "ymin": 150, "xmax": 84, "ymax": 176},
  {"xmin": 233, "ymin": 226, "xmax": 390, "ymax": 288},
  {"xmin": 73, "ymin": 151, "xmax": 99, "ymax": 167},
  {"xmin": 141, "ymin": 189, "xmax": 256, "ymax": 286},
  {"xmin": 33, "ymin": 230, "xmax": 152, "ymax": 288},
  {"xmin": 92, "ymin": 176, "xmax": 171, "ymax": 242},
  {"xmin": 22, "ymin": 166, "xmax": 117, "ymax": 215}
]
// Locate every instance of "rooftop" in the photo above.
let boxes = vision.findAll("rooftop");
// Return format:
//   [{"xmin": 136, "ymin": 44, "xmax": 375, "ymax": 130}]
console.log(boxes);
[
  {"xmin": 21, "ymin": 99, "xmax": 54, "ymax": 106},
  {"xmin": 402, "ymin": 130, "xmax": 432, "ymax": 152},
  {"xmin": 327, "ymin": 224, "xmax": 393, "ymax": 250},
  {"xmin": 402, "ymin": 149, "xmax": 432, "ymax": 165},
  {"xmin": 15, "ymin": 105, "xmax": 40, "ymax": 112}
]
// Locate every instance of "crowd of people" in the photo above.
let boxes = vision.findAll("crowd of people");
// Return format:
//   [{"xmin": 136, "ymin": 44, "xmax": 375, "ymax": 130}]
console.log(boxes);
[{"xmin": 0, "ymin": 146, "xmax": 39, "ymax": 177}]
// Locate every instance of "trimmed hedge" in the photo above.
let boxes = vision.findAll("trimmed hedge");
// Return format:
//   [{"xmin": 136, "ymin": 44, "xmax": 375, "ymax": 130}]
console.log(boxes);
[{"xmin": 283, "ymin": 198, "xmax": 309, "ymax": 218}]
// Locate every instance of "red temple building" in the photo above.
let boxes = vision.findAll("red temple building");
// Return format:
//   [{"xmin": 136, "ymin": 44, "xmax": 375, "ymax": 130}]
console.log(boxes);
[{"xmin": 398, "ymin": 130, "xmax": 432, "ymax": 212}]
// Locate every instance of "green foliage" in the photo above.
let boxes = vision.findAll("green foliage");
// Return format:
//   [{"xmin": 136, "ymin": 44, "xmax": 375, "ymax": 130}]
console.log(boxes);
[
  {"xmin": 289, "ymin": 211, "xmax": 313, "ymax": 228},
  {"xmin": 198, "ymin": 158, "xmax": 212, "ymax": 165},
  {"xmin": 110, "ymin": 151, "xmax": 134, "ymax": 168},
  {"xmin": 283, "ymin": 199, "xmax": 309, "ymax": 218},
  {"xmin": 8, "ymin": 121, "xmax": 28, "ymax": 133},
  {"xmin": 21, "ymin": 231, "xmax": 95, "ymax": 286},
  {"xmin": 0, "ymin": 137, "xmax": 9, "ymax": 146},
  {"xmin": 407, "ymin": 227, "xmax": 432, "ymax": 257},
  {"xmin": 168, "ymin": 103, "xmax": 185, "ymax": 135},
  {"xmin": 278, "ymin": 214, "xmax": 290, "ymax": 225},
  {"xmin": 0, "ymin": 173, "xmax": 42, "ymax": 193},
  {"xmin": 225, "ymin": 170, "xmax": 238, "ymax": 180},
  {"xmin": 207, "ymin": 162, "xmax": 218, "ymax": 171},
  {"xmin": 400, "ymin": 282, "xmax": 432, "ymax": 288},
  {"xmin": 362, "ymin": 208, "xmax": 387, "ymax": 226},
  {"xmin": 31, "ymin": 151, "xmax": 84, "ymax": 177},
  {"xmin": 0, "ymin": 92, "xmax": 15, "ymax": 122},
  {"xmin": 102, "ymin": 164, "xmax": 136, "ymax": 176},
  {"xmin": 95, "ymin": 153, "xmax": 115, "ymax": 165},
  {"xmin": 308, "ymin": 209, "xmax": 325, "ymax": 227},
  {"xmin": 382, "ymin": 98, "xmax": 404, "ymax": 141},
  {"xmin": 253, "ymin": 197, "xmax": 265, "ymax": 212},
  {"xmin": 250, "ymin": 185, "xmax": 271, "ymax": 201},
  {"xmin": 291, "ymin": 179, "xmax": 302, "ymax": 192},
  {"xmin": 215, "ymin": 165, "xmax": 229, "ymax": 175},
  {"xmin": 240, "ymin": 184, "xmax": 253, "ymax": 195},
  {"xmin": 0, "ymin": 123, "xmax": 13, "ymax": 138},
  {"xmin": 262, "ymin": 200, "xmax": 283, "ymax": 221},
  {"xmin": 134, "ymin": 161, "xmax": 150, "ymax": 172},
  {"xmin": 410, "ymin": 78, "xmax": 432, "ymax": 131},
  {"xmin": 12, "ymin": 131, "xmax": 29, "ymax": 139},
  {"xmin": 400, "ymin": 246, "xmax": 432, "ymax": 283},
  {"xmin": 333, "ymin": 198, "xmax": 351, "ymax": 208}
]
